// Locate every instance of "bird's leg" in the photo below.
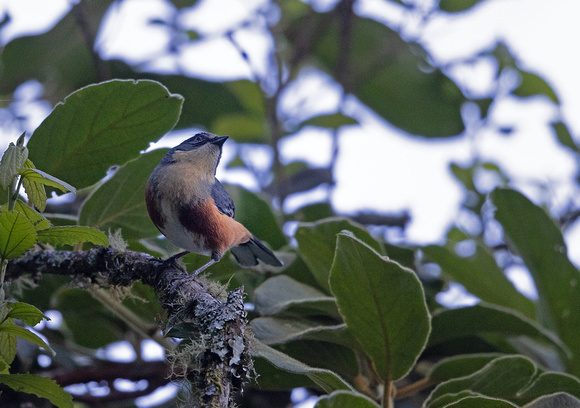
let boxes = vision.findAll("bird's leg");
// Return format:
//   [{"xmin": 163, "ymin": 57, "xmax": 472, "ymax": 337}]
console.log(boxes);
[{"xmin": 191, "ymin": 259, "xmax": 216, "ymax": 277}]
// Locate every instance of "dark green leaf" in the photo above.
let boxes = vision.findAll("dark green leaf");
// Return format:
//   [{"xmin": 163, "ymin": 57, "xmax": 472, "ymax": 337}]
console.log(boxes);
[
  {"xmin": 443, "ymin": 396, "xmax": 518, "ymax": 408},
  {"xmin": 551, "ymin": 121, "xmax": 577, "ymax": 152},
  {"xmin": 429, "ymin": 303, "xmax": 570, "ymax": 357},
  {"xmin": 0, "ymin": 143, "xmax": 28, "ymax": 190},
  {"xmin": 518, "ymin": 372, "xmax": 580, "ymax": 404},
  {"xmin": 306, "ymin": 16, "xmax": 465, "ymax": 137},
  {"xmin": 212, "ymin": 114, "xmax": 269, "ymax": 143},
  {"xmin": 0, "ymin": 1, "xmax": 115, "ymax": 99},
  {"xmin": 439, "ymin": 0, "xmax": 484, "ymax": 13},
  {"xmin": 428, "ymin": 353, "xmax": 505, "ymax": 383},
  {"xmin": 425, "ymin": 355, "xmax": 536, "ymax": 407},
  {"xmin": 314, "ymin": 390, "xmax": 380, "ymax": 408},
  {"xmin": 250, "ymin": 317, "xmax": 353, "ymax": 347},
  {"xmin": 0, "ymin": 210, "xmax": 37, "ymax": 260},
  {"xmin": 295, "ymin": 218, "xmax": 383, "ymax": 292},
  {"xmin": 251, "ymin": 340, "xmax": 354, "ymax": 393},
  {"xmin": 330, "ymin": 231, "xmax": 430, "ymax": 381},
  {"xmin": 423, "ymin": 244, "xmax": 535, "ymax": 318},
  {"xmin": 253, "ymin": 275, "xmax": 338, "ymax": 316},
  {"xmin": 491, "ymin": 188, "xmax": 580, "ymax": 374},
  {"xmin": 299, "ymin": 113, "xmax": 358, "ymax": 130},
  {"xmin": 0, "ymin": 319, "xmax": 17, "ymax": 364},
  {"xmin": 79, "ymin": 149, "xmax": 167, "ymax": 241},
  {"xmin": 36, "ymin": 226, "xmax": 108, "ymax": 247},
  {"xmin": 0, "ymin": 373, "xmax": 73, "ymax": 408},
  {"xmin": 524, "ymin": 392, "xmax": 580, "ymax": 408},
  {"xmin": 513, "ymin": 70, "xmax": 559, "ymax": 104},
  {"xmin": 6, "ymin": 302, "xmax": 49, "ymax": 326},
  {"xmin": 28, "ymin": 79, "xmax": 183, "ymax": 190}
]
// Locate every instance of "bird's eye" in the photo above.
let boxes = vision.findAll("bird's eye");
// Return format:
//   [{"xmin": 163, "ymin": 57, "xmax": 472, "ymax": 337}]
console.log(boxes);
[{"xmin": 193, "ymin": 134, "xmax": 204, "ymax": 143}]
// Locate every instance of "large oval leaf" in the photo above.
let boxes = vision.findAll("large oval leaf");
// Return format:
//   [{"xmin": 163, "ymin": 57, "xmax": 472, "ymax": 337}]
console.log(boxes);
[
  {"xmin": 329, "ymin": 231, "xmax": 430, "ymax": 381},
  {"xmin": 28, "ymin": 79, "xmax": 183, "ymax": 190}
]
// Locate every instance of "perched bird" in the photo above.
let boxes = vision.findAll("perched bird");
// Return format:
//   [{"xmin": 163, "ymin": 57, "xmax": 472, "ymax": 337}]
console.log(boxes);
[{"xmin": 146, "ymin": 132, "xmax": 283, "ymax": 275}]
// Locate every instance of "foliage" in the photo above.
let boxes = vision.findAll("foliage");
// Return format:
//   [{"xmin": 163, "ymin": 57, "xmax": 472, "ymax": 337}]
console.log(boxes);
[{"xmin": 0, "ymin": 0, "xmax": 578, "ymax": 408}]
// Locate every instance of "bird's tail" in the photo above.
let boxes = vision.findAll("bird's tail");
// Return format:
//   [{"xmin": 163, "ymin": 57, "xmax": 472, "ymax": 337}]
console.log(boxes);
[{"xmin": 231, "ymin": 236, "xmax": 283, "ymax": 268}]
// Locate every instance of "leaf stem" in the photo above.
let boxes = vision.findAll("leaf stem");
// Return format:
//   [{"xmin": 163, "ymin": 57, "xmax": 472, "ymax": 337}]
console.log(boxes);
[
  {"xmin": 395, "ymin": 378, "xmax": 432, "ymax": 398},
  {"xmin": 0, "ymin": 261, "xmax": 7, "ymax": 302},
  {"xmin": 383, "ymin": 380, "xmax": 394, "ymax": 408}
]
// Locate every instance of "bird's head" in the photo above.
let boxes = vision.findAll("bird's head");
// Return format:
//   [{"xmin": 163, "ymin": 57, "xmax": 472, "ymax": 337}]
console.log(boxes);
[{"xmin": 162, "ymin": 132, "xmax": 228, "ymax": 175}]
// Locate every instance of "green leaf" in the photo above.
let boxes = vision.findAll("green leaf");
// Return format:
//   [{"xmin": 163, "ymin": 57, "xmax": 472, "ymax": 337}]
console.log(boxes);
[
  {"xmin": 423, "ymin": 244, "xmax": 535, "ymax": 318},
  {"xmin": 3, "ymin": 201, "xmax": 51, "ymax": 230},
  {"xmin": 79, "ymin": 149, "xmax": 167, "ymax": 241},
  {"xmin": 329, "ymin": 231, "xmax": 430, "ymax": 381},
  {"xmin": 0, "ymin": 1, "xmax": 115, "ymax": 100},
  {"xmin": 251, "ymin": 339, "xmax": 354, "ymax": 393},
  {"xmin": 524, "ymin": 392, "xmax": 580, "ymax": 408},
  {"xmin": 314, "ymin": 390, "xmax": 380, "ymax": 408},
  {"xmin": 0, "ymin": 210, "xmax": 37, "ymax": 260},
  {"xmin": 225, "ymin": 185, "xmax": 286, "ymax": 250},
  {"xmin": 18, "ymin": 168, "xmax": 75, "ymax": 194},
  {"xmin": 306, "ymin": 16, "xmax": 465, "ymax": 137},
  {"xmin": 295, "ymin": 218, "xmax": 383, "ymax": 293},
  {"xmin": 6, "ymin": 302, "xmax": 49, "ymax": 326},
  {"xmin": 36, "ymin": 226, "xmax": 108, "ymax": 247},
  {"xmin": 20, "ymin": 159, "xmax": 47, "ymax": 211},
  {"xmin": 428, "ymin": 353, "xmax": 505, "ymax": 383},
  {"xmin": 212, "ymin": 113, "xmax": 269, "ymax": 143},
  {"xmin": 0, "ymin": 355, "xmax": 7, "ymax": 374},
  {"xmin": 0, "ymin": 319, "xmax": 17, "ymax": 364},
  {"xmin": 253, "ymin": 275, "xmax": 338, "ymax": 316},
  {"xmin": 0, "ymin": 142, "xmax": 28, "ymax": 190},
  {"xmin": 513, "ymin": 70, "xmax": 559, "ymax": 104},
  {"xmin": 551, "ymin": 121, "xmax": 577, "ymax": 152},
  {"xmin": 443, "ymin": 396, "xmax": 519, "ymax": 408},
  {"xmin": 300, "ymin": 113, "xmax": 358, "ymax": 130},
  {"xmin": 0, "ymin": 323, "xmax": 54, "ymax": 355},
  {"xmin": 439, "ymin": 0, "xmax": 484, "ymax": 13},
  {"xmin": 425, "ymin": 355, "xmax": 536, "ymax": 407},
  {"xmin": 225, "ymin": 78, "xmax": 266, "ymax": 115},
  {"xmin": 491, "ymin": 188, "xmax": 580, "ymax": 374},
  {"xmin": 518, "ymin": 372, "xmax": 580, "ymax": 404},
  {"xmin": 428, "ymin": 303, "xmax": 570, "ymax": 357},
  {"xmin": 0, "ymin": 373, "xmax": 73, "ymax": 408},
  {"xmin": 250, "ymin": 317, "xmax": 353, "ymax": 347},
  {"xmin": 27, "ymin": 79, "xmax": 183, "ymax": 190}
]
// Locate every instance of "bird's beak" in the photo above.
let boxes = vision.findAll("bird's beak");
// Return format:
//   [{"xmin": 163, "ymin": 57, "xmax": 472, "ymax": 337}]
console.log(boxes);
[{"xmin": 210, "ymin": 135, "xmax": 229, "ymax": 147}]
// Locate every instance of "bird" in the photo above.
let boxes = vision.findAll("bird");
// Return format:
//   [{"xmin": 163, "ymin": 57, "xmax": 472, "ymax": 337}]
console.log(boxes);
[{"xmin": 145, "ymin": 132, "xmax": 283, "ymax": 276}]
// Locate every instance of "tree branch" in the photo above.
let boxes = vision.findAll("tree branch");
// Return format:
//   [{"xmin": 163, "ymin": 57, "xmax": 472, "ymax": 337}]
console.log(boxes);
[{"xmin": 7, "ymin": 247, "xmax": 251, "ymax": 408}]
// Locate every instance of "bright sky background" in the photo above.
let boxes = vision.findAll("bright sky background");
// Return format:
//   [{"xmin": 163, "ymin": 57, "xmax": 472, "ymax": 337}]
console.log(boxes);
[{"xmin": 1, "ymin": 0, "xmax": 579, "ymax": 405}]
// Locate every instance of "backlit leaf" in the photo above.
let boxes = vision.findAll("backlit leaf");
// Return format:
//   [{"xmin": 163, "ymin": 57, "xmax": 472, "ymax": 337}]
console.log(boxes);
[
  {"xmin": 36, "ymin": 226, "xmax": 108, "ymax": 247},
  {"xmin": 0, "ymin": 373, "xmax": 73, "ymax": 408},
  {"xmin": 0, "ymin": 210, "xmax": 37, "ymax": 260}
]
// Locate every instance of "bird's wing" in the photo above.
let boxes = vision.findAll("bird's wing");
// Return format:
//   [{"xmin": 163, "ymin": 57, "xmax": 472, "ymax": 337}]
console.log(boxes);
[{"xmin": 211, "ymin": 178, "xmax": 235, "ymax": 218}]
